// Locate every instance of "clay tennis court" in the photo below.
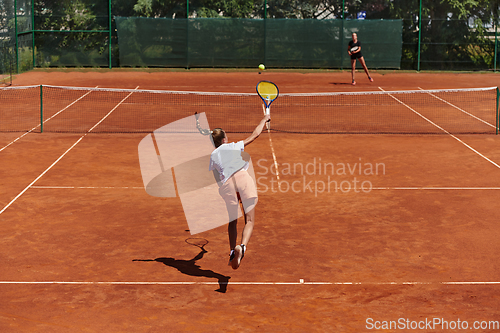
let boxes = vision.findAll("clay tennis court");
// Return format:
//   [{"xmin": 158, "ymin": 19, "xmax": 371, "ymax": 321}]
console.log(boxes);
[{"xmin": 1, "ymin": 70, "xmax": 500, "ymax": 332}]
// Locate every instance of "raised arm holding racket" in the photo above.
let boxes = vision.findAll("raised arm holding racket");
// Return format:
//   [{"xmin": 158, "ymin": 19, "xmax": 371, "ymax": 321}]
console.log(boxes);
[
  {"xmin": 256, "ymin": 80, "xmax": 279, "ymax": 130},
  {"xmin": 256, "ymin": 80, "xmax": 281, "ymax": 189},
  {"xmin": 348, "ymin": 33, "xmax": 373, "ymax": 86},
  {"xmin": 208, "ymin": 106, "xmax": 270, "ymax": 270}
]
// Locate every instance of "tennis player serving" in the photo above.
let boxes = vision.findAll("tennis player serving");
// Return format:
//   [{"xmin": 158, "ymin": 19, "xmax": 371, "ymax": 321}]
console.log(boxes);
[
  {"xmin": 348, "ymin": 32, "xmax": 373, "ymax": 85},
  {"xmin": 209, "ymin": 114, "xmax": 271, "ymax": 269}
]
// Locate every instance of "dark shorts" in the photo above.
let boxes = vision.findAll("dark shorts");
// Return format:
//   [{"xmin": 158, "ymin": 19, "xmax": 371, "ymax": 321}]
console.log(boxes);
[{"xmin": 350, "ymin": 52, "xmax": 363, "ymax": 60}]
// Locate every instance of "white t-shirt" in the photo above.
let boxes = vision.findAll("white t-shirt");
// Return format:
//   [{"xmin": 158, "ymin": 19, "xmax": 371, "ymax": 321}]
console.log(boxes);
[{"xmin": 209, "ymin": 140, "xmax": 249, "ymax": 184}]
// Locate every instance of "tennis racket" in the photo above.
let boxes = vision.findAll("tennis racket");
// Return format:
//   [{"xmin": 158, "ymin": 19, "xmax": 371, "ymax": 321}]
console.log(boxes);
[
  {"xmin": 194, "ymin": 112, "xmax": 212, "ymax": 135},
  {"xmin": 256, "ymin": 80, "xmax": 279, "ymax": 130},
  {"xmin": 185, "ymin": 237, "xmax": 209, "ymax": 251},
  {"xmin": 350, "ymin": 46, "xmax": 359, "ymax": 53}
]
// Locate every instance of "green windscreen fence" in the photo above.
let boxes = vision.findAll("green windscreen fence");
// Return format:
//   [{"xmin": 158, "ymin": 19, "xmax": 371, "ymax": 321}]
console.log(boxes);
[
  {"xmin": 34, "ymin": 32, "xmax": 110, "ymax": 67},
  {"xmin": 418, "ymin": 18, "xmax": 495, "ymax": 70},
  {"xmin": 115, "ymin": 17, "xmax": 403, "ymax": 69},
  {"xmin": 1, "ymin": 0, "xmax": 14, "ymax": 83},
  {"xmin": 12, "ymin": 0, "xmax": 34, "ymax": 72},
  {"xmin": 0, "ymin": 44, "xmax": 14, "ymax": 86}
]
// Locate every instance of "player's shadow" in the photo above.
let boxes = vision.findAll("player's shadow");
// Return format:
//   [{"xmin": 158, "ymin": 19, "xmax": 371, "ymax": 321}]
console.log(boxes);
[
  {"xmin": 133, "ymin": 249, "xmax": 230, "ymax": 293},
  {"xmin": 330, "ymin": 82, "xmax": 352, "ymax": 85}
]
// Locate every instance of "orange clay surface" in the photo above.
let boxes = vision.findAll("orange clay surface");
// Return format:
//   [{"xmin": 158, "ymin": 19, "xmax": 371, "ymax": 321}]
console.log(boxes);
[{"xmin": 1, "ymin": 69, "xmax": 500, "ymax": 332}]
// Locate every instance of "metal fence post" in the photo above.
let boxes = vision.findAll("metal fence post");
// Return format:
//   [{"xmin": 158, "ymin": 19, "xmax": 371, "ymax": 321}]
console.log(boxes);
[
  {"xmin": 186, "ymin": 0, "xmax": 190, "ymax": 69},
  {"xmin": 32, "ymin": 0, "xmax": 35, "ymax": 67},
  {"xmin": 417, "ymin": 0, "xmax": 422, "ymax": 71},
  {"xmin": 340, "ymin": 0, "xmax": 345, "ymax": 70},
  {"xmin": 109, "ymin": 0, "xmax": 112, "ymax": 69},
  {"xmin": 264, "ymin": 0, "xmax": 267, "ymax": 66},
  {"xmin": 14, "ymin": 0, "xmax": 19, "ymax": 73},
  {"xmin": 494, "ymin": 23, "xmax": 498, "ymax": 72}
]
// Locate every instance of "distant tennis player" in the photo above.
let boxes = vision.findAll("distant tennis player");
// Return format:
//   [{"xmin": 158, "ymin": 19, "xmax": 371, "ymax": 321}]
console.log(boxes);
[
  {"xmin": 348, "ymin": 33, "xmax": 373, "ymax": 85},
  {"xmin": 209, "ymin": 114, "xmax": 271, "ymax": 270}
]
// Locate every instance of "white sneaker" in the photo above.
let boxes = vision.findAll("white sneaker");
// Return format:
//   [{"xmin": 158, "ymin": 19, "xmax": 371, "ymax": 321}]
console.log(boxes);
[
  {"xmin": 228, "ymin": 249, "xmax": 235, "ymax": 266},
  {"xmin": 232, "ymin": 245, "xmax": 245, "ymax": 270}
]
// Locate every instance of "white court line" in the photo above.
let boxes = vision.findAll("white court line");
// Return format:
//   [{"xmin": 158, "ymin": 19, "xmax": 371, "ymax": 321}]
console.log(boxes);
[
  {"xmin": 261, "ymin": 104, "xmax": 280, "ymax": 185},
  {"xmin": 0, "ymin": 137, "xmax": 87, "ymax": 215},
  {"xmin": 371, "ymin": 187, "xmax": 500, "ymax": 190},
  {"xmin": 29, "ymin": 186, "xmax": 144, "ymax": 189},
  {"xmin": 0, "ymin": 131, "xmax": 32, "ymax": 152},
  {"xmin": 417, "ymin": 87, "xmax": 495, "ymax": 128},
  {"xmin": 0, "ymin": 86, "xmax": 98, "ymax": 152},
  {"xmin": 43, "ymin": 86, "xmax": 98, "ymax": 125},
  {"xmin": 0, "ymin": 87, "xmax": 140, "ymax": 216},
  {"xmin": 379, "ymin": 87, "xmax": 500, "ymax": 170},
  {"xmin": 267, "ymin": 133, "xmax": 280, "ymax": 185},
  {"xmin": 28, "ymin": 186, "xmax": 500, "ymax": 190},
  {"xmin": 0, "ymin": 281, "xmax": 499, "ymax": 286}
]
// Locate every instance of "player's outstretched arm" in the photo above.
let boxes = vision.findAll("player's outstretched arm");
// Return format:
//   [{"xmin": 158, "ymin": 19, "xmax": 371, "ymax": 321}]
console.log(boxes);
[{"xmin": 244, "ymin": 115, "xmax": 271, "ymax": 146}]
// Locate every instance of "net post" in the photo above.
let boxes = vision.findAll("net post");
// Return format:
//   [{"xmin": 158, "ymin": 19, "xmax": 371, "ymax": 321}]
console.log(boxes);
[{"xmin": 40, "ymin": 85, "xmax": 43, "ymax": 133}]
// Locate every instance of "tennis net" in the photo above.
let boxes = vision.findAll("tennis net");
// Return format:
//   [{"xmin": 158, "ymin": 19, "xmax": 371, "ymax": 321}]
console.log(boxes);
[{"xmin": 1, "ymin": 85, "xmax": 498, "ymax": 134}]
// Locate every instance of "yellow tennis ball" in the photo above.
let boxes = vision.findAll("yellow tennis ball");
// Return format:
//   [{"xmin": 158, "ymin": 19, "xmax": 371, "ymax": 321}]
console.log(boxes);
[{"xmin": 259, "ymin": 64, "xmax": 265, "ymax": 71}]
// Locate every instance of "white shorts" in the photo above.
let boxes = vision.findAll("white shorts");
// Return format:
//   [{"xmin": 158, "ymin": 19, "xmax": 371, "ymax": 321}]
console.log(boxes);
[{"xmin": 218, "ymin": 169, "xmax": 258, "ymax": 220}]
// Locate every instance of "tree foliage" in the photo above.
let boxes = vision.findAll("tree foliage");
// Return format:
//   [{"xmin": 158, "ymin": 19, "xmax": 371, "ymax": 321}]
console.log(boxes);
[{"xmin": 131, "ymin": 0, "xmax": 186, "ymax": 18}]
